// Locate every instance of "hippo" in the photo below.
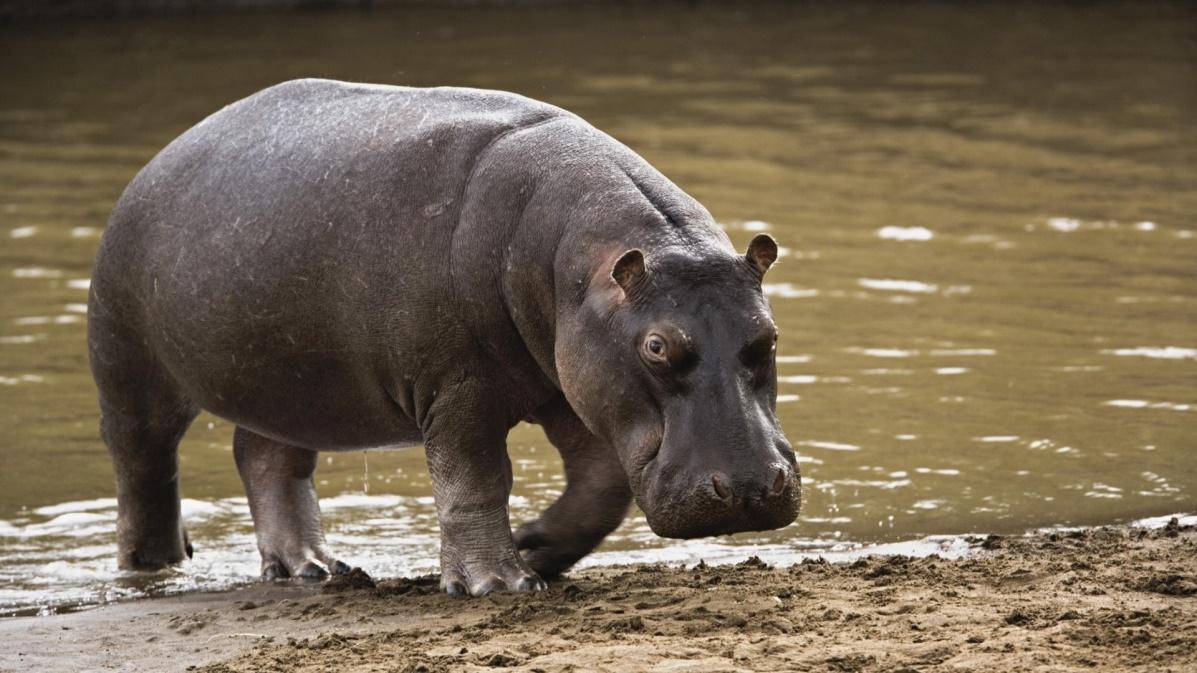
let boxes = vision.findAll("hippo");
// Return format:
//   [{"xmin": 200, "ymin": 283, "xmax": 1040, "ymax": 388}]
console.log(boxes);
[{"xmin": 87, "ymin": 78, "xmax": 800, "ymax": 596}]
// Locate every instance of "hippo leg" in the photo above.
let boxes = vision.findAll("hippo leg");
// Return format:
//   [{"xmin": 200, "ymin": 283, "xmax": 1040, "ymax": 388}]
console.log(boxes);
[
  {"xmin": 233, "ymin": 426, "xmax": 349, "ymax": 580},
  {"xmin": 515, "ymin": 396, "xmax": 632, "ymax": 577},
  {"xmin": 423, "ymin": 386, "xmax": 546, "ymax": 596},
  {"xmin": 91, "ymin": 321, "xmax": 198, "ymax": 570}
]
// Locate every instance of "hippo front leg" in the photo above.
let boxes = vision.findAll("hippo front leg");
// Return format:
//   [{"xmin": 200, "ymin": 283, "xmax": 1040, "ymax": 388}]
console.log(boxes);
[
  {"xmin": 423, "ymin": 389, "xmax": 546, "ymax": 597},
  {"xmin": 516, "ymin": 396, "xmax": 632, "ymax": 577}
]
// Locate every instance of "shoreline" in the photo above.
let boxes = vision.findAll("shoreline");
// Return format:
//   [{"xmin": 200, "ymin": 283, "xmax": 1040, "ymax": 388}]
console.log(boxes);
[
  {"xmin": 1, "ymin": 518, "xmax": 1194, "ymax": 672},
  {"xmin": 0, "ymin": 528, "xmax": 978, "ymax": 620},
  {"xmin": 4, "ymin": 512, "xmax": 1189, "ymax": 619}
]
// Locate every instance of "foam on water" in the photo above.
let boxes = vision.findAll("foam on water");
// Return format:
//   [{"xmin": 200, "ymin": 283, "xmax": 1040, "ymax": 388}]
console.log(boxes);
[
  {"xmin": 858, "ymin": 348, "xmax": 916, "ymax": 358},
  {"xmin": 580, "ymin": 535, "xmax": 972, "ymax": 568},
  {"xmin": 12, "ymin": 267, "xmax": 64, "ymax": 279},
  {"xmin": 876, "ymin": 226, "xmax": 934, "ymax": 241},
  {"xmin": 762, "ymin": 283, "xmax": 819, "ymax": 299},
  {"xmin": 1130, "ymin": 513, "xmax": 1197, "ymax": 528},
  {"xmin": 1102, "ymin": 347, "xmax": 1197, "ymax": 361},
  {"xmin": 858, "ymin": 278, "xmax": 939, "ymax": 294},
  {"xmin": 778, "ymin": 375, "xmax": 819, "ymax": 384},
  {"xmin": 798, "ymin": 440, "xmax": 861, "ymax": 452},
  {"xmin": 1104, "ymin": 400, "xmax": 1192, "ymax": 412}
]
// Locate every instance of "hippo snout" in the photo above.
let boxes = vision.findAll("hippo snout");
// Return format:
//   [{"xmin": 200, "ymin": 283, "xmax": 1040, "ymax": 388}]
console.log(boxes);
[
  {"xmin": 709, "ymin": 464, "xmax": 790, "ymax": 504},
  {"xmin": 641, "ymin": 451, "xmax": 801, "ymax": 540}
]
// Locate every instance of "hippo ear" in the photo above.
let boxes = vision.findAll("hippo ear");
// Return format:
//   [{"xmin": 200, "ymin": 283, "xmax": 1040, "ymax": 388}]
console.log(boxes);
[
  {"xmin": 745, "ymin": 233, "xmax": 778, "ymax": 277},
  {"xmin": 612, "ymin": 249, "xmax": 647, "ymax": 295}
]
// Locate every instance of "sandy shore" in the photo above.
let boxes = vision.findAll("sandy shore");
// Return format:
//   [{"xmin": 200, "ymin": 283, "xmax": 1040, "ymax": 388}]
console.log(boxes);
[{"xmin": 2, "ymin": 520, "xmax": 1194, "ymax": 673}]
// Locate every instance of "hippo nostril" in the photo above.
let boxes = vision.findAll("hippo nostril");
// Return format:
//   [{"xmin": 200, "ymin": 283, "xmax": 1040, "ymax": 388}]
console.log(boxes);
[
  {"xmin": 711, "ymin": 474, "xmax": 731, "ymax": 501},
  {"xmin": 770, "ymin": 467, "xmax": 787, "ymax": 497}
]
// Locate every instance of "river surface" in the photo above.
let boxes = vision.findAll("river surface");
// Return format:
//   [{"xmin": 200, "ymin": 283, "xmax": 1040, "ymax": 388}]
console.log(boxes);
[{"xmin": 1, "ymin": 2, "xmax": 1194, "ymax": 615}]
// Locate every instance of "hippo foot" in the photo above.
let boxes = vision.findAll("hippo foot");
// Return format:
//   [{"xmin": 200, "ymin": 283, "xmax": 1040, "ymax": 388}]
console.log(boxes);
[
  {"xmin": 260, "ymin": 551, "xmax": 351, "ymax": 581},
  {"xmin": 514, "ymin": 521, "xmax": 594, "ymax": 579},
  {"xmin": 439, "ymin": 557, "xmax": 547, "ymax": 597},
  {"xmin": 118, "ymin": 525, "xmax": 194, "ymax": 571}
]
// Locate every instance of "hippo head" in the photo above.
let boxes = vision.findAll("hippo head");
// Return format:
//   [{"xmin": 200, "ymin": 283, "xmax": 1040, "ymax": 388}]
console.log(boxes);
[{"xmin": 557, "ymin": 233, "xmax": 800, "ymax": 539}]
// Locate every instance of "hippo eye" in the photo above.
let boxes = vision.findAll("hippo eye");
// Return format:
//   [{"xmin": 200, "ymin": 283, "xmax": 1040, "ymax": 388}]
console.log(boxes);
[
  {"xmin": 643, "ymin": 334, "xmax": 668, "ymax": 363},
  {"xmin": 741, "ymin": 329, "xmax": 778, "ymax": 370}
]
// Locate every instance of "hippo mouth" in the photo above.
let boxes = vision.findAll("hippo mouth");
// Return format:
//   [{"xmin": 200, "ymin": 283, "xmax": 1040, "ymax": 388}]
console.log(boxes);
[
  {"xmin": 642, "ymin": 473, "xmax": 802, "ymax": 539},
  {"xmin": 634, "ymin": 444, "xmax": 801, "ymax": 540},
  {"xmin": 631, "ymin": 440, "xmax": 662, "ymax": 495}
]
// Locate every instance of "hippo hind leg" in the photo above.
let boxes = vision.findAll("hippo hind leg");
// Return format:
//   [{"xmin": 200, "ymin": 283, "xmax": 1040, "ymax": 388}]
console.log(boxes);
[
  {"xmin": 515, "ymin": 396, "xmax": 632, "ymax": 577},
  {"xmin": 233, "ymin": 426, "xmax": 349, "ymax": 580},
  {"xmin": 90, "ymin": 318, "xmax": 199, "ymax": 570}
]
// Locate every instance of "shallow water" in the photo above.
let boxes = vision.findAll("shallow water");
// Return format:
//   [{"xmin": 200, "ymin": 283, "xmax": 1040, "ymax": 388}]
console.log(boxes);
[{"xmin": 1, "ymin": 2, "xmax": 1194, "ymax": 615}]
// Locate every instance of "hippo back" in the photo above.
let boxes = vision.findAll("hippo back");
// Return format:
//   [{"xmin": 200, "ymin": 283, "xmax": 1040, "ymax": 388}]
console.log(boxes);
[{"xmin": 91, "ymin": 80, "xmax": 578, "ymax": 447}]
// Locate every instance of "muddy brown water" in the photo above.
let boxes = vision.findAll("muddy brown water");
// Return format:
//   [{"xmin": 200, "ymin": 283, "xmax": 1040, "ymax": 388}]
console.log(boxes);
[{"xmin": 0, "ymin": 2, "xmax": 1194, "ymax": 615}]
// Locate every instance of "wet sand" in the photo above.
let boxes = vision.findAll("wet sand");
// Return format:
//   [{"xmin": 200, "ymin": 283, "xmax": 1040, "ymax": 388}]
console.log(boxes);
[{"xmin": 2, "ymin": 520, "xmax": 1194, "ymax": 673}]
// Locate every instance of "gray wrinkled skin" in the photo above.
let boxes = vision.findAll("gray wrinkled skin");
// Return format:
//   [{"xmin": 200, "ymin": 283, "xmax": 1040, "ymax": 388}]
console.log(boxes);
[{"xmin": 88, "ymin": 79, "xmax": 799, "ymax": 596}]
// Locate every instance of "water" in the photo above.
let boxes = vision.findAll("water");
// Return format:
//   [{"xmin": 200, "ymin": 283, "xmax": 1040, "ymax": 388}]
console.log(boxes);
[{"xmin": 1, "ymin": 2, "xmax": 1194, "ymax": 615}]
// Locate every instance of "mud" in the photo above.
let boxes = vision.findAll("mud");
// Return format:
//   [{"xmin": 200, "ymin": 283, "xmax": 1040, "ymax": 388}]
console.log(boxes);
[{"xmin": 2, "ymin": 521, "xmax": 1194, "ymax": 673}]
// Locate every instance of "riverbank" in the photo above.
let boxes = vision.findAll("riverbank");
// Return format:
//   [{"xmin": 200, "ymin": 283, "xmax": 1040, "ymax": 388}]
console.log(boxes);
[{"xmin": 1, "ymin": 519, "xmax": 1194, "ymax": 673}]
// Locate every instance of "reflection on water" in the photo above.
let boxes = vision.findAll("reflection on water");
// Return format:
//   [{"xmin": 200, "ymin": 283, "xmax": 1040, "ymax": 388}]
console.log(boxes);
[{"xmin": 1, "ymin": 1, "xmax": 1195, "ymax": 614}]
